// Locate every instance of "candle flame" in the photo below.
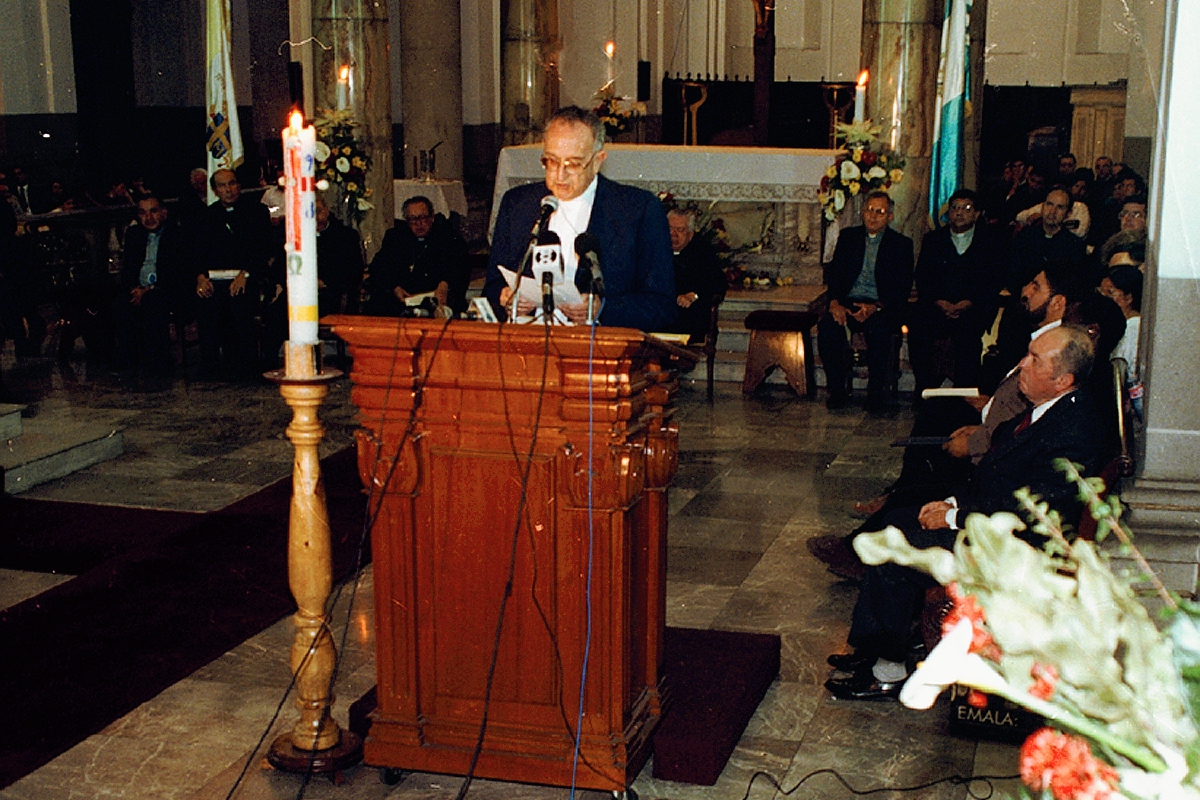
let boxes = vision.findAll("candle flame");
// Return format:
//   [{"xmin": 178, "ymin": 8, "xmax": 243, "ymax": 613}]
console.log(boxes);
[
  {"xmin": 605, "ymin": 41, "xmax": 616, "ymax": 59},
  {"xmin": 289, "ymin": 110, "xmax": 303, "ymax": 132},
  {"xmin": 339, "ymin": 65, "xmax": 350, "ymax": 82},
  {"xmin": 858, "ymin": 70, "xmax": 868, "ymax": 86}
]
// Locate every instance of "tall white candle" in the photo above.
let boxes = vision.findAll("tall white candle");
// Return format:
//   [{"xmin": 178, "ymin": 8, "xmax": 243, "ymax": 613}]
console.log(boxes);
[
  {"xmin": 283, "ymin": 110, "xmax": 319, "ymax": 347},
  {"xmin": 854, "ymin": 70, "xmax": 868, "ymax": 122}
]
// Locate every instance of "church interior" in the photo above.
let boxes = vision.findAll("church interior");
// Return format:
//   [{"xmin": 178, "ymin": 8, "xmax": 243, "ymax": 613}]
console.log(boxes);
[{"xmin": 2, "ymin": 0, "xmax": 1199, "ymax": 798}]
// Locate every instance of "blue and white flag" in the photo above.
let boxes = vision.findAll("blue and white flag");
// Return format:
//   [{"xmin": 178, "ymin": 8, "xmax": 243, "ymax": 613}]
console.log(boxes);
[
  {"xmin": 929, "ymin": 0, "xmax": 971, "ymax": 226},
  {"xmin": 205, "ymin": 0, "xmax": 244, "ymax": 201}
]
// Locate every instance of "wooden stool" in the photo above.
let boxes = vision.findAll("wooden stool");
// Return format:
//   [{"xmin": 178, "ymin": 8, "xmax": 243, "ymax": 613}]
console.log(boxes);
[{"xmin": 742, "ymin": 310, "xmax": 820, "ymax": 396}]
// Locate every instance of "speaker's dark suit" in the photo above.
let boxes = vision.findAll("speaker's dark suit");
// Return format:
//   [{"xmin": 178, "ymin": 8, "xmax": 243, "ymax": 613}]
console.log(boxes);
[
  {"xmin": 847, "ymin": 389, "xmax": 1108, "ymax": 662},
  {"xmin": 484, "ymin": 175, "xmax": 677, "ymax": 332},
  {"xmin": 818, "ymin": 225, "xmax": 914, "ymax": 406}
]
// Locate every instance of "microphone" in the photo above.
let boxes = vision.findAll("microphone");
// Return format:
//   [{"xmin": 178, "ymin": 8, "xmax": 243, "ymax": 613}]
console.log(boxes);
[
  {"xmin": 541, "ymin": 271, "xmax": 555, "ymax": 320},
  {"xmin": 574, "ymin": 232, "xmax": 604, "ymax": 298},
  {"xmin": 531, "ymin": 195, "xmax": 559, "ymax": 238}
]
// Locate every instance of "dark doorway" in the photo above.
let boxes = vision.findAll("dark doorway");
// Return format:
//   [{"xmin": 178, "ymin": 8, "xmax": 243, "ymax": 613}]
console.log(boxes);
[{"xmin": 979, "ymin": 85, "xmax": 1073, "ymax": 189}]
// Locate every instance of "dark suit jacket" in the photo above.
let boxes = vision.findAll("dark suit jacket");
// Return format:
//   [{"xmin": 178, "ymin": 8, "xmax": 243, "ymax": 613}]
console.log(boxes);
[
  {"xmin": 954, "ymin": 389, "xmax": 1107, "ymax": 530},
  {"xmin": 915, "ymin": 225, "xmax": 1003, "ymax": 311},
  {"xmin": 198, "ymin": 197, "xmax": 279, "ymax": 291},
  {"xmin": 484, "ymin": 175, "xmax": 677, "ymax": 331},
  {"xmin": 825, "ymin": 226, "xmax": 914, "ymax": 311},
  {"xmin": 121, "ymin": 220, "xmax": 188, "ymax": 306},
  {"xmin": 368, "ymin": 215, "xmax": 468, "ymax": 315}
]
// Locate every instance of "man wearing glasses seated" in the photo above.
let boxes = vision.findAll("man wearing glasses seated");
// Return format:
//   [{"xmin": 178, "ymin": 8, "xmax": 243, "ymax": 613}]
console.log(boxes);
[{"xmin": 484, "ymin": 106, "xmax": 676, "ymax": 331}]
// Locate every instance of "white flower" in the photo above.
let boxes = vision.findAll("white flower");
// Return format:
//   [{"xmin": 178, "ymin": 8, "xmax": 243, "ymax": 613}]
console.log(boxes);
[
  {"xmin": 840, "ymin": 160, "xmax": 861, "ymax": 181},
  {"xmin": 356, "ymin": 198, "xmax": 374, "ymax": 211},
  {"xmin": 336, "ymin": 157, "xmax": 350, "ymax": 173},
  {"xmin": 1116, "ymin": 744, "xmax": 1197, "ymax": 800},
  {"xmin": 866, "ymin": 165, "xmax": 887, "ymax": 181},
  {"xmin": 833, "ymin": 189, "xmax": 846, "ymax": 212},
  {"xmin": 316, "ymin": 179, "xmax": 330, "ymax": 191},
  {"xmin": 854, "ymin": 525, "xmax": 960, "ymax": 585},
  {"xmin": 900, "ymin": 619, "xmax": 1009, "ymax": 710},
  {"xmin": 315, "ymin": 142, "xmax": 331, "ymax": 162}
]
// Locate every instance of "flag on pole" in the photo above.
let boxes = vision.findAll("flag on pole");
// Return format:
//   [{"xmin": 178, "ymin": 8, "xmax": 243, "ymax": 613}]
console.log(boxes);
[
  {"xmin": 929, "ymin": 0, "xmax": 971, "ymax": 226},
  {"xmin": 205, "ymin": 0, "xmax": 244, "ymax": 202}
]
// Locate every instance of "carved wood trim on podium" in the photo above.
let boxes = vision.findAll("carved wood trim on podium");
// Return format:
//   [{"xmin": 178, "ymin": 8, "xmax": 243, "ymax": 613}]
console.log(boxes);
[{"xmin": 326, "ymin": 316, "xmax": 682, "ymax": 792}]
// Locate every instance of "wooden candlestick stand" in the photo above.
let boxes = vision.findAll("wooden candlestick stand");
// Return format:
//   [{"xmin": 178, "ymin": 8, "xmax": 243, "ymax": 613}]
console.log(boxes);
[{"xmin": 265, "ymin": 342, "xmax": 362, "ymax": 776}]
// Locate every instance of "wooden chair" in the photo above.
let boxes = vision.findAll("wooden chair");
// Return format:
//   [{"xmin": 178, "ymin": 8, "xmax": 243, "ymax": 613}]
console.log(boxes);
[
  {"xmin": 742, "ymin": 309, "xmax": 821, "ymax": 397},
  {"xmin": 683, "ymin": 291, "xmax": 725, "ymax": 400}
]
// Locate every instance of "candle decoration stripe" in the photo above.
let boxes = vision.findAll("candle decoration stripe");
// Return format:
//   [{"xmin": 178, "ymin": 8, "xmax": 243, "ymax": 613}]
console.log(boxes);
[{"xmin": 283, "ymin": 110, "xmax": 320, "ymax": 349}]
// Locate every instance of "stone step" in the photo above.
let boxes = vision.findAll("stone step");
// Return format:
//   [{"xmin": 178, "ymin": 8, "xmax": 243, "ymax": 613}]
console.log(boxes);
[
  {"xmin": 1, "ymin": 415, "xmax": 125, "ymax": 494},
  {"xmin": 0, "ymin": 403, "xmax": 25, "ymax": 440}
]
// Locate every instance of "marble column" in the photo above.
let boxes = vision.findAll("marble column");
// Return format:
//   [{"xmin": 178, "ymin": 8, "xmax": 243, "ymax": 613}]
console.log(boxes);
[
  {"xmin": 313, "ymin": 0, "xmax": 395, "ymax": 259},
  {"xmin": 962, "ymin": 0, "xmax": 986, "ymax": 193},
  {"xmin": 399, "ymin": 0, "xmax": 464, "ymax": 182},
  {"xmin": 501, "ymin": 0, "xmax": 559, "ymax": 144},
  {"xmin": 1120, "ymin": 0, "xmax": 1200, "ymax": 595},
  {"xmin": 860, "ymin": 0, "xmax": 941, "ymax": 247}
]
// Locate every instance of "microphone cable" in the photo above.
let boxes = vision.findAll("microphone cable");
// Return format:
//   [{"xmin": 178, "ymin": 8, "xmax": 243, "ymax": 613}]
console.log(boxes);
[
  {"xmin": 569, "ymin": 300, "xmax": 605, "ymax": 799},
  {"xmin": 453, "ymin": 319, "xmax": 554, "ymax": 800},
  {"xmin": 738, "ymin": 767, "xmax": 1020, "ymax": 800}
]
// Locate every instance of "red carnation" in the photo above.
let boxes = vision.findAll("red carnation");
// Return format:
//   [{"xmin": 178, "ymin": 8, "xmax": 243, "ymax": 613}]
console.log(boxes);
[
  {"xmin": 942, "ymin": 584, "xmax": 1001, "ymax": 661},
  {"xmin": 1020, "ymin": 728, "xmax": 1119, "ymax": 800},
  {"xmin": 860, "ymin": 150, "xmax": 878, "ymax": 167}
]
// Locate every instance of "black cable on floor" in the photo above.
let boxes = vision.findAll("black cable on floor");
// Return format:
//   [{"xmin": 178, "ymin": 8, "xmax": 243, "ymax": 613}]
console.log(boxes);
[{"xmin": 739, "ymin": 768, "xmax": 1021, "ymax": 800}]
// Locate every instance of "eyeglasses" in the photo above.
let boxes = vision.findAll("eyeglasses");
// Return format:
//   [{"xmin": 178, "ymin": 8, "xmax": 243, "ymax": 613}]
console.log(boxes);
[
  {"xmin": 862, "ymin": 207, "xmax": 891, "ymax": 216},
  {"xmin": 949, "ymin": 203, "xmax": 975, "ymax": 212},
  {"xmin": 540, "ymin": 152, "xmax": 599, "ymax": 175},
  {"xmin": 406, "ymin": 213, "xmax": 434, "ymax": 222},
  {"xmin": 1119, "ymin": 209, "xmax": 1146, "ymax": 219}
]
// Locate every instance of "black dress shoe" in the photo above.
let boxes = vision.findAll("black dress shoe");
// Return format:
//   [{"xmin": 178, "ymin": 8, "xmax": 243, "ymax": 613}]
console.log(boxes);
[
  {"xmin": 825, "ymin": 671, "xmax": 906, "ymax": 701},
  {"xmin": 826, "ymin": 651, "xmax": 875, "ymax": 672}
]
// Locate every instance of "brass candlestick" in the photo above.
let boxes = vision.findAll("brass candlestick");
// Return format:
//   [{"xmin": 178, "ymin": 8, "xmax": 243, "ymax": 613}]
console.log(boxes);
[{"xmin": 266, "ymin": 342, "xmax": 362, "ymax": 776}]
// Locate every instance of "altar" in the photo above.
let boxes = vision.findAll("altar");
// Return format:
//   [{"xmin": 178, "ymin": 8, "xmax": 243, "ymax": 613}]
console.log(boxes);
[{"xmin": 491, "ymin": 143, "xmax": 839, "ymax": 283}]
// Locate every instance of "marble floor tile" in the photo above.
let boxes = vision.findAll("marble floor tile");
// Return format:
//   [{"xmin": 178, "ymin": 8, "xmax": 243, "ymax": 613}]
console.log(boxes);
[
  {"xmin": 667, "ymin": 546, "xmax": 763, "ymax": 586},
  {"xmin": 0, "ymin": 568, "xmax": 75, "ymax": 611},
  {"xmin": 666, "ymin": 516, "xmax": 784, "ymax": 554},
  {"xmin": 664, "ymin": 581, "xmax": 739, "ymax": 629},
  {"xmin": 632, "ymin": 737, "xmax": 799, "ymax": 800}
]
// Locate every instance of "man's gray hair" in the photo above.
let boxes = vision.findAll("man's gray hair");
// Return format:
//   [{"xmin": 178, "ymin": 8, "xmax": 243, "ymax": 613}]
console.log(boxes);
[
  {"xmin": 546, "ymin": 106, "xmax": 606, "ymax": 151},
  {"xmin": 1051, "ymin": 324, "xmax": 1095, "ymax": 387},
  {"xmin": 667, "ymin": 207, "xmax": 697, "ymax": 231},
  {"xmin": 866, "ymin": 189, "xmax": 894, "ymax": 211}
]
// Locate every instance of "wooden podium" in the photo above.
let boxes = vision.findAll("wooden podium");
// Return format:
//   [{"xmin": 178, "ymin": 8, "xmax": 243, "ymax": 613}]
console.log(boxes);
[{"xmin": 326, "ymin": 316, "xmax": 686, "ymax": 793}]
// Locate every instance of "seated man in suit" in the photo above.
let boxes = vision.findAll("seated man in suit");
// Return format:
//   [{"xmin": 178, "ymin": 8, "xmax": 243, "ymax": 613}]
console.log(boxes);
[
  {"xmin": 364, "ymin": 195, "xmax": 468, "ymax": 317},
  {"xmin": 112, "ymin": 194, "xmax": 187, "ymax": 379},
  {"xmin": 314, "ymin": 193, "xmax": 365, "ymax": 316},
  {"xmin": 824, "ymin": 324, "xmax": 1108, "ymax": 700},
  {"xmin": 817, "ymin": 190, "xmax": 914, "ymax": 412},
  {"xmin": 484, "ymin": 105, "xmax": 676, "ymax": 331},
  {"xmin": 665, "ymin": 208, "xmax": 726, "ymax": 343},
  {"xmin": 908, "ymin": 189, "xmax": 1004, "ymax": 398}
]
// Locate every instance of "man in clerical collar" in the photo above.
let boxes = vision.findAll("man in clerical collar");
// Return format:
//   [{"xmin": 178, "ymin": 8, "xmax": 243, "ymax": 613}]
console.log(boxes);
[
  {"xmin": 484, "ymin": 105, "xmax": 675, "ymax": 331},
  {"xmin": 817, "ymin": 190, "xmax": 914, "ymax": 413},
  {"xmin": 365, "ymin": 195, "xmax": 468, "ymax": 316},
  {"xmin": 909, "ymin": 189, "xmax": 1004, "ymax": 398}
]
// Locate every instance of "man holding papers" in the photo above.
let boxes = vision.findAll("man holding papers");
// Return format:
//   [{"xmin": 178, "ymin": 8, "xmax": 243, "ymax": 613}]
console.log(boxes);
[{"xmin": 484, "ymin": 106, "xmax": 676, "ymax": 331}]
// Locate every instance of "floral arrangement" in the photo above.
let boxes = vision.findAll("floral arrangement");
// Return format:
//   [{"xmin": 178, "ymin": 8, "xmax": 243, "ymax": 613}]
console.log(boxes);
[
  {"xmin": 818, "ymin": 120, "xmax": 906, "ymax": 222},
  {"xmin": 312, "ymin": 108, "xmax": 374, "ymax": 226},
  {"xmin": 854, "ymin": 459, "xmax": 1200, "ymax": 800},
  {"xmin": 593, "ymin": 81, "xmax": 646, "ymax": 139}
]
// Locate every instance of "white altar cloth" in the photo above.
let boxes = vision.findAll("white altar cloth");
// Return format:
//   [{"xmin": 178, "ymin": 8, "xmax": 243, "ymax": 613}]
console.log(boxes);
[{"xmin": 490, "ymin": 143, "xmax": 838, "ymax": 237}]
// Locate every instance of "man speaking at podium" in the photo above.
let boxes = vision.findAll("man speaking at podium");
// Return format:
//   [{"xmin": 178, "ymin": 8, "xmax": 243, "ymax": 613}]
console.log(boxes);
[{"xmin": 484, "ymin": 106, "xmax": 677, "ymax": 331}]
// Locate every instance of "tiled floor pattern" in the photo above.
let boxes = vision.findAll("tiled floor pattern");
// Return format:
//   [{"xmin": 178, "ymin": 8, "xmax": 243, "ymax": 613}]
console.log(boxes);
[{"xmin": 0, "ymin": 352, "xmax": 1020, "ymax": 800}]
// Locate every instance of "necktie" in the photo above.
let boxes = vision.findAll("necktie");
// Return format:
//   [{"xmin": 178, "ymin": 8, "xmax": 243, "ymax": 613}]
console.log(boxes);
[{"xmin": 1013, "ymin": 409, "xmax": 1033, "ymax": 436}]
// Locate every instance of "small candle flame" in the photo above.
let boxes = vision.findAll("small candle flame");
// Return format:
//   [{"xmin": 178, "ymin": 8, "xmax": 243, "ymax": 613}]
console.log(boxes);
[
  {"xmin": 858, "ymin": 70, "xmax": 868, "ymax": 87},
  {"xmin": 339, "ymin": 65, "xmax": 350, "ymax": 82},
  {"xmin": 605, "ymin": 41, "xmax": 616, "ymax": 59},
  {"xmin": 289, "ymin": 110, "xmax": 303, "ymax": 132}
]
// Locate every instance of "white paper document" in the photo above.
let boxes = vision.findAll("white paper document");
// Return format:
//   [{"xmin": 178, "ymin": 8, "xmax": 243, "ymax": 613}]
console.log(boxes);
[
  {"xmin": 920, "ymin": 387, "xmax": 980, "ymax": 399},
  {"xmin": 498, "ymin": 265, "xmax": 584, "ymax": 309}
]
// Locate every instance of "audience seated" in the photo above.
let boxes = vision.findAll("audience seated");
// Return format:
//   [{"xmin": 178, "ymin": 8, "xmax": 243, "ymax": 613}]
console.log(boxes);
[
  {"xmin": 363, "ymin": 196, "xmax": 469, "ymax": 317},
  {"xmin": 908, "ymin": 189, "xmax": 1003, "ymax": 397},
  {"xmin": 194, "ymin": 168, "xmax": 280, "ymax": 380},
  {"xmin": 665, "ymin": 208, "xmax": 727, "ymax": 343},
  {"xmin": 314, "ymin": 194, "xmax": 365, "ymax": 317},
  {"xmin": 824, "ymin": 324, "xmax": 1108, "ymax": 700},
  {"xmin": 1089, "ymin": 168, "xmax": 1146, "ymax": 249},
  {"xmin": 1101, "ymin": 265, "xmax": 1144, "ymax": 418},
  {"xmin": 111, "ymin": 195, "xmax": 188, "ymax": 381},
  {"xmin": 0, "ymin": 201, "xmax": 45, "ymax": 358},
  {"xmin": 817, "ymin": 190, "xmax": 914, "ymax": 413}
]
